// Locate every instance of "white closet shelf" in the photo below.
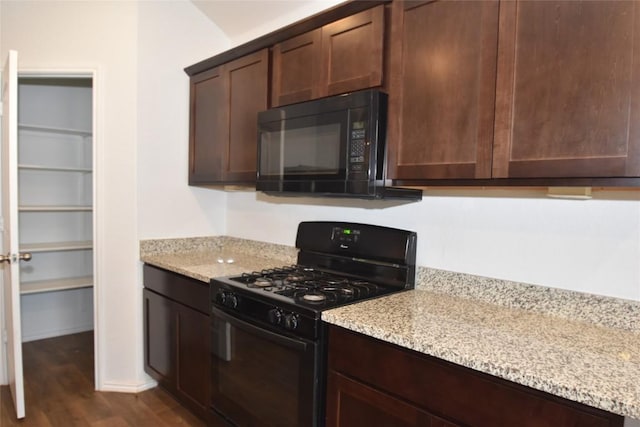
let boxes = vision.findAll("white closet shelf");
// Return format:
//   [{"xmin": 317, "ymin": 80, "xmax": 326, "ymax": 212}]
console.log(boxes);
[
  {"xmin": 20, "ymin": 276, "xmax": 93, "ymax": 295},
  {"xmin": 18, "ymin": 123, "xmax": 92, "ymax": 137},
  {"xmin": 20, "ymin": 241, "xmax": 93, "ymax": 252},
  {"xmin": 19, "ymin": 205, "xmax": 93, "ymax": 212},
  {"xmin": 18, "ymin": 164, "xmax": 92, "ymax": 173}
]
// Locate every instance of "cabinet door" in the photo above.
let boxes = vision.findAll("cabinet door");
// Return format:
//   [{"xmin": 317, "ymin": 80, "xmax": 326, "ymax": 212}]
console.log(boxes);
[
  {"xmin": 189, "ymin": 49, "xmax": 268, "ymax": 185},
  {"xmin": 271, "ymin": 6, "xmax": 384, "ymax": 107},
  {"xmin": 143, "ymin": 289, "xmax": 176, "ymax": 386},
  {"xmin": 326, "ymin": 371, "xmax": 432, "ymax": 427},
  {"xmin": 271, "ymin": 30, "xmax": 322, "ymax": 107},
  {"xmin": 493, "ymin": 1, "xmax": 640, "ymax": 178},
  {"xmin": 226, "ymin": 49, "xmax": 269, "ymax": 183},
  {"xmin": 387, "ymin": 0, "xmax": 499, "ymax": 180},
  {"xmin": 321, "ymin": 5, "xmax": 384, "ymax": 97},
  {"xmin": 189, "ymin": 66, "xmax": 228, "ymax": 184},
  {"xmin": 176, "ymin": 301, "xmax": 211, "ymax": 416}
]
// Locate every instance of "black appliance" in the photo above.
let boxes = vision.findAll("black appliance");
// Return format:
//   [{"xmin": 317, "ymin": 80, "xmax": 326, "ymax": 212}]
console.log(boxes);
[
  {"xmin": 256, "ymin": 89, "xmax": 422, "ymax": 201},
  {"xmin": 210, "ymin": 221, "xmax": 417, "ymax": 427}
]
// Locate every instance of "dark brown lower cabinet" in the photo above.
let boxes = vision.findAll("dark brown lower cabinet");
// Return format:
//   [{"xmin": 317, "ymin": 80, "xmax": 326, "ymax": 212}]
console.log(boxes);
[
  {"xmin": 327, "ymin": 325, "xmax": 623, "ymax": 427},
  {"xmin": 143, "ymin": 265, "xmax": 211, "ymax": 422}
]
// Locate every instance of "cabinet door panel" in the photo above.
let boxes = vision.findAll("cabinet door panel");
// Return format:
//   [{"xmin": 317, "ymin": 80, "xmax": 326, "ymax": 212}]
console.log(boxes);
[
  {"xmin": 226, "ymin": 49, "xmax": 269, "ymax": 183},
  {"xmin": 176, "ymin": 303, "xmax": 210, "ymax": 412},
  {"xmin": 493, "ymin": 1, "xmax": 640, "ymax": 178},
  {"xmin": 271, "ymin": 30, "xmax": 322, "ymax": 107},
  {"xmin": 189, "ymin": 66, "xmax": 227, "ymax": 184},
  {"xmin": 326, "ymin": 371, "xmax": 431, "ymax": 427},
  {"xmin": 144, "ymin": 289, "xmax": 176, "ymax": 384},
  {"xmin": 388, "ymin": 0, "xmax": 499, "ymax": 180},
  {"xmin": 321, "ymin": 5, "xmax": 384, "ymax": 97}
]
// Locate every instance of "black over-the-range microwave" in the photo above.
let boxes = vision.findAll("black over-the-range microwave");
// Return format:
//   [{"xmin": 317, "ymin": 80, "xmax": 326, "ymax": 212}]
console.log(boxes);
[{"xmin": 256, "ymin": 89, "xmax": 422, "ymax": 201}]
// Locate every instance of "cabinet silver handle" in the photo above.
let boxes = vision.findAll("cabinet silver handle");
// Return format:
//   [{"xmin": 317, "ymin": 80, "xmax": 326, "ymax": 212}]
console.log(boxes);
[
  {"xmin": 0, "ymin": 254, "xmax": 10, "ymax": 263},
  {"xmin": 19, "ymin": 252, "xmax": 32, "ymax": 262}
]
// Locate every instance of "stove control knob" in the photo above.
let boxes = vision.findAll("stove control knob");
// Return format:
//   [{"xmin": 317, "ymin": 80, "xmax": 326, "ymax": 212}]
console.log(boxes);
[
  {"xmin": 283, "ymin": 313, "xmax": 299, "ymax": 331},
  {"xmin": 218, "ymin": 291, "xmax": 238, "ymax": 309},
  {"xmin": 215, "ymin": 290, "xmax": 226, "ymax": 305},
  {"xmin": 225, "ymin": 293, "xmax": 239, "ymax": 309},
  {"xmin": 268, "ymin": 308, "xmax": 283, "ymax": 325}
]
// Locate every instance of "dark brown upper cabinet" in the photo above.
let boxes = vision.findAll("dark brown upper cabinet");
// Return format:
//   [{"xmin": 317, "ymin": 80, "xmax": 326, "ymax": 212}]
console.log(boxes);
[
  {"xmin": 493, "ymin": 1, "xmax": 640, "ymax": 179},
  {"xmin": 389, "ymin": 0, "xmax": 640, "ymax": 184},
  {"xmin": 188, "ymin": 49, "xmax": 268, "ymax": 185},
  {"xmin": 271, "ymin": 30, "xmax": 322, "ymax": 106},
  {"xmin": 271, "ymin": 5, "xmax": 384, "ymax": 107},
  {"xmin": 387, "ymin": 0, "xmax": 499, "ymax": 180}
]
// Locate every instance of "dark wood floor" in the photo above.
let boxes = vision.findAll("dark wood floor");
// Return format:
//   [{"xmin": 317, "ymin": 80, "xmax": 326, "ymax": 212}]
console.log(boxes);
[{"xmin": 0, "ymin": 332, "xmax": 206, "ymax": 426}]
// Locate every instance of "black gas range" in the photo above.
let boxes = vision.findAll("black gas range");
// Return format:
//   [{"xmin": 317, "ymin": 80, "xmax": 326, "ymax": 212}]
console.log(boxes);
[{"xmin": 210, "ymin": 221, "xmax": 417, "ymax": 427}]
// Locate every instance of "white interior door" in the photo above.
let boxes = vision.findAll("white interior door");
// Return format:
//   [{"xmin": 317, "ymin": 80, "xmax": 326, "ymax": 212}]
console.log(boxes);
[{"xmin": 1, "ymin": 49, "xmax": 26, "ymax": 419}]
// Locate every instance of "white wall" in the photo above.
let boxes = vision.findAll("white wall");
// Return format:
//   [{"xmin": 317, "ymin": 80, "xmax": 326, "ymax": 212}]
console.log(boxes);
[
  {"xmin": 137, "ymin": 0, "xmax": 229, "ymax": 240},
  {"xmin": 227, "ymin": 0, "xmax": 345, "ymax": 45},
  {"xmin": 226, "ymin": 191, "xmax": 640, "ymax": 301}
]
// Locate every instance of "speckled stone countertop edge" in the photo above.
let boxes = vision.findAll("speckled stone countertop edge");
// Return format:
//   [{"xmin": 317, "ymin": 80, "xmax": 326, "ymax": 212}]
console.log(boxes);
[
  {"xmin": 140, "ymin": 236, "xmax": 298, "ymax": 283},
  {"xmin": 140, "ymin": 235, "xmax": 298, "ymax": 264},
  {"xmin": 322, "ymin": 291, "xmax": 640, "ymax": 419},
  {"xmin": 322, "ymin": 316, "xmax": 629, "ymax": 417}
]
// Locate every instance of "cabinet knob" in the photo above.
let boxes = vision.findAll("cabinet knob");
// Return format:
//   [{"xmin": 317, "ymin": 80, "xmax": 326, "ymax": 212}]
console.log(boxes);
[
  {"xmin": 0, "ymin": 253, "xmax": 10, "ymax": 263},
  {"xmin": 19, "ymin": 252, "xmax": 32, "ymax": 262}
]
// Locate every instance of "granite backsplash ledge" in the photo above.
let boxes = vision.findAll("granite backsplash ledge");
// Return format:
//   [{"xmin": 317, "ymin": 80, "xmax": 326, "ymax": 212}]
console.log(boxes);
[
  {"xmin": 140, "ymin": 236, "xmax": 639, "ymax": 332},
  {"xmin": 416, "ymin": 267, "xmax": 640, "ymax": 333}
]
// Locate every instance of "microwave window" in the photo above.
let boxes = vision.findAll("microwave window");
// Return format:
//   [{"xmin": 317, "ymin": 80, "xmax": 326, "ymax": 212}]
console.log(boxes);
[{"xmin": 261, "ymin": 123, "xmax": 342, "ymax": 176}]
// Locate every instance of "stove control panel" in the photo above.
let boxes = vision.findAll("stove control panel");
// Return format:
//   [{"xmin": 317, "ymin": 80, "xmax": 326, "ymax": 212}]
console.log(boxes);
[
  {"xmin": 212, "ymin": 281, "xmax": 318, "ymax": 340},
  {"xmin": 331, "ymin": 226, "xmax": 361, "ymax": 247}
]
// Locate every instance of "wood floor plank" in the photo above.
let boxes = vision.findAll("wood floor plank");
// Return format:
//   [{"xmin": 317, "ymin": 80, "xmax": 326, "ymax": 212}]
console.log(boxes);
[{"xmin": 0, "ymin": 332, "xmax": 206, "ymax": 427}]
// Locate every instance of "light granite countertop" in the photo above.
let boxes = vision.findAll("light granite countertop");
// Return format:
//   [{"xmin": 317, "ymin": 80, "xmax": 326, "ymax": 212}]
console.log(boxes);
[
  {"xmin": 140, "ymin": 236, "xmax": 297, "ymax": 282},
  {"xmin": 140, "ymin": 236, "xmax": 640, "ymax": 420},
  {"xmin": 323, "ymin": 290, "xmax": 640, "ymax": 420}
]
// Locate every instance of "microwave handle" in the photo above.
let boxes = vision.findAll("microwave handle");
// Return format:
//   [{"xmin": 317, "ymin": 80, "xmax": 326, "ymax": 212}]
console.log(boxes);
[{"xmin": 212, "ymin": 306, "xmax": 309, "ymax": 352}]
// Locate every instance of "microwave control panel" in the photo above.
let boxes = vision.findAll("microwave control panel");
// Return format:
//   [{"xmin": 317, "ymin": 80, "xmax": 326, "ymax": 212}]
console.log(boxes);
[{"xmin": 348, "ymin": 119, "xmax": 369, "ymax": 177}]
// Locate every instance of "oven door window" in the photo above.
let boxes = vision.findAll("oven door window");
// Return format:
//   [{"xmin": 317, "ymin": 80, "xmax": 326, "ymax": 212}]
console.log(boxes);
[
  {"xmin": 259, "ymin": 111, "xmax": 348, "ymax": 181},
  {"xmin": 211, "ymin": 308, "xmax": 318, "ymax": 427}
]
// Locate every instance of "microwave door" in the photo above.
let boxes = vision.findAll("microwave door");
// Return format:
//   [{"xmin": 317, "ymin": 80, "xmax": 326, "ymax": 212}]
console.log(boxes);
[{"xmin": 260, "ymin": 111, "xmax": 348, "ymax": 182}]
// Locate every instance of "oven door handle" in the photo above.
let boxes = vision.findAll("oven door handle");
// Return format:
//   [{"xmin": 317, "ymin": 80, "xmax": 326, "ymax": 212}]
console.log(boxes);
[{"xmin": 212, "ymin": 306, "xmax": 309, "ymax": 352}]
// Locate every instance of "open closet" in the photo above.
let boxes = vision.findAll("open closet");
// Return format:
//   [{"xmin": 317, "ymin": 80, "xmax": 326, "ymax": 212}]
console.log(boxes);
[{"xmin": 17, "ymin": 77, "xmax": 94, "ymax": 342}]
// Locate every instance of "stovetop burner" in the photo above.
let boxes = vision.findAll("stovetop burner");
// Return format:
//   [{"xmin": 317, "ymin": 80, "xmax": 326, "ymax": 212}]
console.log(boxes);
[{"xmin": 229, "ymin": 265, "xmax": 386, "ymax": 309}]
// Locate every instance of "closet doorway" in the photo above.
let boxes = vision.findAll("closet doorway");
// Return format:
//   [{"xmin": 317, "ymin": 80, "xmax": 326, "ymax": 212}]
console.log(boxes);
[{"xmin": 2, "ymin": 49, "xmax": 98, "ymax": 419}]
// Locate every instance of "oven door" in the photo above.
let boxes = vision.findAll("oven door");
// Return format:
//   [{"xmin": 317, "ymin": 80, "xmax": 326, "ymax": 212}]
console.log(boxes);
[{"xmin": 211, "ymin": 306, "xmax": 321, "ymax": 427}]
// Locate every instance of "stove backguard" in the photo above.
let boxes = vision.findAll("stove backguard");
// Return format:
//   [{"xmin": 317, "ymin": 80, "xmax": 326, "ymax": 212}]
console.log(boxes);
[{"xmin": 295, "ymin": 221, "xmax": 417, "ymax": 289}]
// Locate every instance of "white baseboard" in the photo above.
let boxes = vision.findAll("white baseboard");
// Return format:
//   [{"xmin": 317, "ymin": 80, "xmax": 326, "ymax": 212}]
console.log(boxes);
[
  {"xmin": 99, "ymin": 379, "xmax": 157, "ymax": 393},
  {"xmin": 21, "ymin": 324, "xmax": 94, "ymax": 343}
]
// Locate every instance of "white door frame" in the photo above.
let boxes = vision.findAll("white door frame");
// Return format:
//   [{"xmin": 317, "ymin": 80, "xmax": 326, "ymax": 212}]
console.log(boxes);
[{"xmin": 14, "ymin": 67, "xmax": 102, "ymax": 390}]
